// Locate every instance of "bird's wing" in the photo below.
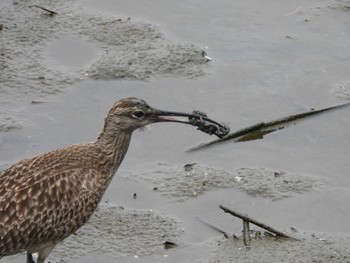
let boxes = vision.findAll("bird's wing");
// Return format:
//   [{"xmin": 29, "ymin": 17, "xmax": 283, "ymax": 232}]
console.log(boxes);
[{"xmin": 0, "ymin": 156, "xmax": 105, "ymax": 256}]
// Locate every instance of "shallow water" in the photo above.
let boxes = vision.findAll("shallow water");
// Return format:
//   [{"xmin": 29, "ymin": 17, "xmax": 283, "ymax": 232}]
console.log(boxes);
[{"xmin": 1, "ymin": 0, "xmax": 350, "ymax": 262}]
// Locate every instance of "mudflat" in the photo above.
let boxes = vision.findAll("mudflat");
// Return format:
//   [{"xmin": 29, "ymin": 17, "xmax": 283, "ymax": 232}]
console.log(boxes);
[{"xmin": 1, "ymin": 0, "xmax": 350, "ymax": 262}]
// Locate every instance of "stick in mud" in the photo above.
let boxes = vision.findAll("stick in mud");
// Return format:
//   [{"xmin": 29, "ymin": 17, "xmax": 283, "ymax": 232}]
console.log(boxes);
[
  {"xmin": 31, "ymin": 5, "xmax": 58, "ymax": 16},
  {"xmin": 187, "ymin": 102, "xmax": 350, "ymax": 152},
  {"xmin": 219, "ymin": 205, "xmax": 296, "ymax": 240},
  {"xmin": 243, "ymin": 220, "xmax": 251, "ymax": 246},
  {"xmin": 196, "ymin": 216, "xmax": 238, "ymax": 239}
]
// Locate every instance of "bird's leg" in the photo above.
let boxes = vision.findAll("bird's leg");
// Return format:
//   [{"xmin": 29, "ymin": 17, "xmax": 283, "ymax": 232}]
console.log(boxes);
[
  {"xmin": 26, "ymin": 253, "xmax": 35, "ymax": 263},
  {"xmin": 37, "ymin": 244, "xmax": 56, "ymax": 263}
]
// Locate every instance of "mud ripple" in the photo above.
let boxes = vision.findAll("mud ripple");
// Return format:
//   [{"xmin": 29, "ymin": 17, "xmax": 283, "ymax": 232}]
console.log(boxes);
[
  {"xmin": 125, "ymin": 163, "xmax": 325, "ymax": 201},
  {"xmin": 51, "ymin": 202, "xmax": 184, "ymax": 261}
]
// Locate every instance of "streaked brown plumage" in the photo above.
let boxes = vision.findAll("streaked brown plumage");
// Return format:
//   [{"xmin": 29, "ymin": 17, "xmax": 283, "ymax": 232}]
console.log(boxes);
[{"xmin": 0, "ymin": 97, "xmax": 226, "ymax": 263}]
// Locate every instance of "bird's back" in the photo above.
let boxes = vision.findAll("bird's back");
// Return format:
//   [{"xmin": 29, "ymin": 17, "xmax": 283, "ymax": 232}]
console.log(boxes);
[{"xmin": 0, "ymin": 143, "xmax": 110, "ymax": 257}]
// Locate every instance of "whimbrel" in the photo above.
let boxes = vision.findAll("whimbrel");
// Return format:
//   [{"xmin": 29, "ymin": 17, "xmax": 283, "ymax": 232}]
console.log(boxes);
[{"xmin": 0, "ymin": 97, "xmax": 229, "ymax": 263}]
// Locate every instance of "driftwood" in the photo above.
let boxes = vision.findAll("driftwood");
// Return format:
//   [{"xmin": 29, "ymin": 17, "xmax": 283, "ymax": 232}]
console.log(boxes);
[
  {"xmin": 219, "ymin": 205, "xmax": 296, "ymax": 240},
  {"xmin": 187, "ymin": 102, "xmax": 350, "ymax": 152}
]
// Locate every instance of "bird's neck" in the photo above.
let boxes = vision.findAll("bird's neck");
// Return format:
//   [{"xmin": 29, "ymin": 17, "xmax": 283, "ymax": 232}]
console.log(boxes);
[{"xmin": 95, "ymin": 128, "xmax": 132, "ymax": 177}]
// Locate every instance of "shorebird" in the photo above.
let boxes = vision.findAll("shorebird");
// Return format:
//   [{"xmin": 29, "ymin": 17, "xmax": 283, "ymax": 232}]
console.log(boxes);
[{"xmin": 0, "ymin": 97, "xmax": 228, "ymax": 263}]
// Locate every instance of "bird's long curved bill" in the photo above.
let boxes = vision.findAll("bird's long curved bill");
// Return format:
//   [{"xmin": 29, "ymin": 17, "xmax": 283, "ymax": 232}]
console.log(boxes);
[{"xmin": 152, "ymin": 109, "xmax": 230, "ymax": 138}]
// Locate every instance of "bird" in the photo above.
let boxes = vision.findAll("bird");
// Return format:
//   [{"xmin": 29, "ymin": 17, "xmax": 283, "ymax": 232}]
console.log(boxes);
[{"xmin": 0, "ymin": 97, "xmax": 228, "ymax": 263}]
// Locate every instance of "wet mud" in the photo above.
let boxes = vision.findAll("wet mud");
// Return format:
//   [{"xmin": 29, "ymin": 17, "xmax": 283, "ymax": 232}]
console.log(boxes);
[
  {"xmin": 124, "ymin": 163, "xmax": 325, "ymax": 201},
  {"xmin": 51, "ymin": 202, "xmax": 184, "ymax": 261},
  {"xmin": 51, "ymin": 201, "xmax": 350, "ymax": 263},
  {"xmin": 206, "ymin": 233, "xmax": 350, "ymax": 263},
  {"xmin": 0, "ymin": 0, "xmax": 209, "ymax": 130},
  {"xmin": 2, "ymin": 0, "xmax": 350, "ymax": 262}
]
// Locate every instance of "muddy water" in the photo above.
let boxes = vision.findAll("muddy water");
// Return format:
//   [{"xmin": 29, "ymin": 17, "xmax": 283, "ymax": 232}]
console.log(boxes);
[{"xmin": 1, "ymin": 0, "xmax": 350, "ymax": 262}]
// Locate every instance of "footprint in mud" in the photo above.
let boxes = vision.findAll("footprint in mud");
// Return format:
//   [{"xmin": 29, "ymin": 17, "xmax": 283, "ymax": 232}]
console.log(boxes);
[
  {"xmin": 51, "ymin": 202, "xmax": 184, "ymax": 261},
  {"xmin": 123, "ymin": 163, "xmax": 325, "ymax": 201}
]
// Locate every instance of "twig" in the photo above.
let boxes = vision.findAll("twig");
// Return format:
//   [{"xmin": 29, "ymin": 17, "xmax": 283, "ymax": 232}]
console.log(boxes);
[
  {"xmin": 31, "ymin": 5, "xmax": 57, "ymax": 16},
  {"xmin": 219, "ymin": 205, "xmax": 296, "ymax": 239},
  {"xmin": 196, "ymin": 216, "xmax": 237, "ymax": 239},
  {"xmin": 187, "ymin": 102, "xmax": 350, "ymax": 152},
  {"xmin": 242, "ymin": 220, "xmax": 251, "ymax": 246}
]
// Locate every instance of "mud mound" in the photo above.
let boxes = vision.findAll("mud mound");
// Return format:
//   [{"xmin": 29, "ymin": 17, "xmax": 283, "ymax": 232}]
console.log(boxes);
[
  {"xmin": 51, "ymin": 202, "xmax": 184, "ymax": 261},
  {"xmin": 0, "ymin": 0, "xmax": 209, "ymax": 129},
  {"xmin": 123, "ymin": 163, "xmax": 325, "ymax": 201}
]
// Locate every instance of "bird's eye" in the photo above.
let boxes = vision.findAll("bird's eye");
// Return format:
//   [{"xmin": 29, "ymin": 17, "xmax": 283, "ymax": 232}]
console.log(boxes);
[{"xmin": 132, "ymin": 110, "xmax": 145, "ymax": 118}]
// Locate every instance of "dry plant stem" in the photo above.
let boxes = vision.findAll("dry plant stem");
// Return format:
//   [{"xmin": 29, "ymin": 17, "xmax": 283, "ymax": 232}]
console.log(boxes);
[
  {"xmin": 243, "ymin": 220, "xmax": 251, "ymax": 246},
  {"xmin": 219, "ymin": 205, "xmax": 296, "ymax": 240}
]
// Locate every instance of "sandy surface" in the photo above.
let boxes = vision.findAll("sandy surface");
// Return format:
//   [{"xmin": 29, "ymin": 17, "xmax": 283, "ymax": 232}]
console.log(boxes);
[{"xmin": 1, "ymin": 0, "xmax": 350, "ymax": 262}]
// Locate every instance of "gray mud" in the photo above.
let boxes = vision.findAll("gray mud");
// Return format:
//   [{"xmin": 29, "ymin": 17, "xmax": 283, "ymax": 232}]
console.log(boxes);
[
  {"xmin": 124, "ymin": 163, "xmax": 325, "ymax": 201},
  {"xmin": 52, "ymin": 202, "xmax": 350, "ymax": 263},
  {"xmin": 51, "ymin": 202, "xmax": 184, "ymax": 261},
  {"xmin": 0, "ymin": 0, "xmax": 208, "ymax": 130},
  {"xmin": 2, "ymin": 0, "xmax": 350, "ymax": 262},
  {"xmin": 206, "ymin": 233, "xmax": 350, "ymax": 263}
]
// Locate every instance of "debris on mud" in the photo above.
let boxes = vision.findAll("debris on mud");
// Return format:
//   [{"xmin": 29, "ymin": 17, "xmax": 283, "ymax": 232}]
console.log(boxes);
[
  {"xmin": 219, "ymin": 205, "xmax": 296, "ymax": 240},
  {"xmin": 163, "ymin": 240, "xmax": 178, "ymax": 249},
  {"xmin": 31, "ymin": 5, "xmax": 57, "ymax": 16}
]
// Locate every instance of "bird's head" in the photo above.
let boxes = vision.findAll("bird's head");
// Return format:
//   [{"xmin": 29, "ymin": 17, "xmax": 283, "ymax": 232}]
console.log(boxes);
[{"xmin": 102, "ymin": 97, "xmax": 229, "ymax": 137}]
